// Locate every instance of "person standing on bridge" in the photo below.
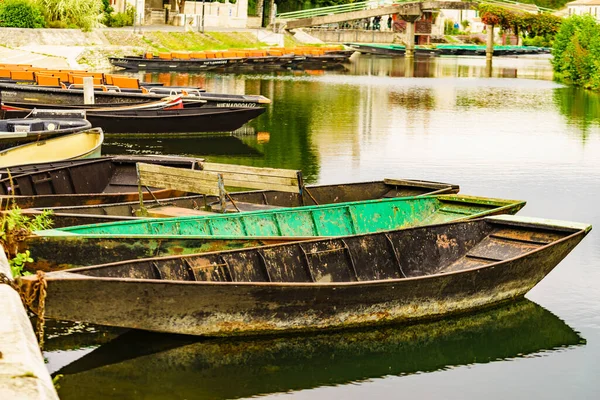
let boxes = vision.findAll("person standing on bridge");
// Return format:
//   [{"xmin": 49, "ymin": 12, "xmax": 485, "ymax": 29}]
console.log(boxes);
[{"xmin": 373, "ymin": 15, "xmax": 381, "ymax": 31}]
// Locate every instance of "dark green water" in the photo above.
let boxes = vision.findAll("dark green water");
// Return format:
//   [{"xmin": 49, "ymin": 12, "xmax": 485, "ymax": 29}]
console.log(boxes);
[{"xmin": 46, "ymin": 55, "xmax": 600, "ymax": 399}]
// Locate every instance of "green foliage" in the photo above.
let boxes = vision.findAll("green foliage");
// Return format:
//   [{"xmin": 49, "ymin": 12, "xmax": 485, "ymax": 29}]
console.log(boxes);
[
  {"xmin": 0, "ymin": 206, "xmax": 53, "ymax": 276},
  {"xmin": 522, "ymin": 35, "xmax": 552, "ymax": 48},
  {"xmin": 100, "ymin": 0, "xmax": 113, "ymax": 25},
  {"xmin": 0, "ymin": 0, "xmax": 45, "ymax": 28},
  {"xmin": 507, "ymin": 0, "xmax": 570, "ymax": 10},
  {"xmin": 37, "ymin": 0, "xmax": 102, "ymax": 31},
  {"xmin": 0, "ymin": 204, "xmax": 53, "ymax": 259},
  {"xmin": 477, "ymin": 4, "xmax": 561, "ymax": 43},
  {"xmin": 104, "ymin": 5, "xmax": 134, "ymax": 27},
  {"xmin": 46, "ymin": 19, "xmax": 67, "ymax": 28},
  {"xmin": 52, "ymin": 374, "xmax": 63, "ymax": 391},
  {"xmin": 552, "ymin": 15, "xmax": 600, "ymax": 90},
  {"xmin": 9, "ymin": 250, "xmax": 33, "ymax": 277},
  {"xmin": 444, "ymin": 20, "xmax": 459, "ymax": 35}
]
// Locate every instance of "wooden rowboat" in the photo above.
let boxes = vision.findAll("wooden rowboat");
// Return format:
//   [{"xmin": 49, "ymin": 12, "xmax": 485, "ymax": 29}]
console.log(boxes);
[
  {"xmin": 0, "ymin": 156, "xmax": 204, "ymax": 208},
  {"xmin": 50, "ymin": 300, "xmax": 583, "ymax": 399},
  {"xmin": 19, "ymin": 215, "xmax": 592, "ymax": 336},
  {"xmin": 0, "ymin": 128, "xmax": 103, "ymax": 168},
  {"xmin": 0, "ymin": 117, "xmax": 91, "ymax": 150},
  {"xmin": 25, "ymin": 194, "xmax": 524, "ymax": 271},
  {"xmin": 44, "ymin": 194, "xmax": 525, "ymax": 237},
  {"xmin": 21, "ymin": 178, "xmax": 460, "ymax": 227}
]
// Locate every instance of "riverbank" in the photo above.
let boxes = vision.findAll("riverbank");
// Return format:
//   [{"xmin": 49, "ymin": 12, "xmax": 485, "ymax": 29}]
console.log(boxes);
[
  {"xmin": 0, "ymin": 248, "xmax": 58, "ymax": 400},
  {"xmin": 0, "ymin": 27, "xmax": 307, "ymax": 71}
]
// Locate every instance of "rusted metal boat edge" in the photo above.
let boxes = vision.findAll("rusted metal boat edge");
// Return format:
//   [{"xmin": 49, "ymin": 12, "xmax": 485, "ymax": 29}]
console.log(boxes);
[{"xmin": 37, "ymin": 215, "xmax": 591, "ymax": 287}]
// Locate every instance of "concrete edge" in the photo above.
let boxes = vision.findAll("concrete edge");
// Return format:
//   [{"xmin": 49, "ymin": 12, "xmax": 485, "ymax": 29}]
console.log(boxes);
[{"xmin": 0, "ymin": 247, "xmax": 59, "ymax": 400}]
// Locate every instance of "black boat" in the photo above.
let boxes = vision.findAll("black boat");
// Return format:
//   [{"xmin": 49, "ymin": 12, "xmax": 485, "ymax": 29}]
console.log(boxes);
[
  {"xmin": 0, "ymin": 117, "xmax": 91, "ymax": 150},
  {"xmin": 109, "ymin": 55, "xmax": 297, "ymax": 72},
  {"xmin": 0, "ymin": 82, "xmax": 271, "ymax": 108},
  {"xmin": 3, "ymin": 107, "xmax": 266, "ymax": 134}
]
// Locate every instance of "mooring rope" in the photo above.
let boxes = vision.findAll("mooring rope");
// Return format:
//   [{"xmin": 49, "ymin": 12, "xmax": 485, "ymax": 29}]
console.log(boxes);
[{"xmin": 0, "ymin": 271, "xmax": 47, "ymax": 349}]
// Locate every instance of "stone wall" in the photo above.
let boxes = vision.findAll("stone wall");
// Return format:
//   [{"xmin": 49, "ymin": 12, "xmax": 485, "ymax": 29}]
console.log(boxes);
[
  {"xmin": 304, "ymin": 29, "xmax": 399, "ymax": 44},
  {"xmin": 0, "ymin": 248, "xmax": 58, "ymax": 400}
]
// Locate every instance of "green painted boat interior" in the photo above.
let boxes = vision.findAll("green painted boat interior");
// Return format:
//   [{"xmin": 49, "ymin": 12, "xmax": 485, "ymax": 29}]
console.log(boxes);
[
  {"xmin": 349, "ymin": 44, "xmax": 548, "ymax": 52},
  {"xmin": 38, "ymin": 194, "xmax": 526, "ymax": 238}
]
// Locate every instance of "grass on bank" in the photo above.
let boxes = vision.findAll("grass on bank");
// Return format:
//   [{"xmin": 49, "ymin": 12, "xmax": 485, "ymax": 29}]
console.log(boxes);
[{"xmin": 103, "ymin": 31, "xmax": 303, "ymax": 53}]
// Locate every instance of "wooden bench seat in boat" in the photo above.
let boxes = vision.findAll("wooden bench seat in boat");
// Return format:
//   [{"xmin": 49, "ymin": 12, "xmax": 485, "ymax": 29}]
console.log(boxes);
[
  {"xmin": 136, "ymin": 162, "xmax": 303, "ymax": 214},
  {"xmin": 142, "ymin": 206, "xmax": 216, "ymax": 218}
]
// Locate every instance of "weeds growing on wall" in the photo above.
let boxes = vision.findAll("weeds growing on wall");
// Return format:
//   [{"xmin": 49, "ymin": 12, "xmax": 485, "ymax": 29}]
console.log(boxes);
[
  {"xmin": 0, "ymin": 201, "xmax": 53, "ymax": 276},
  {"xmin": 552, "ymin": 15, "xmax": 600, "ymax": 90}
]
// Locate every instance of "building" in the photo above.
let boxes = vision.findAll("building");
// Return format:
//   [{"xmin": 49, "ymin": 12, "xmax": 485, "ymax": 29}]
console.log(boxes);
[
  {"xmin": 110, "ymin": 0, "xmax": 249, "ymax": 27},
  {"xmin": 566, "ymin": 0, "xmax": 600, "ymax": 20}
]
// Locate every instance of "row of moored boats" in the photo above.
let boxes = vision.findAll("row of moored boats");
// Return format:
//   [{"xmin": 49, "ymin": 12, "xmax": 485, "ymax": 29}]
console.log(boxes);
[
  {"xmin": 0, "ymin": 63, "xmax": 273, "ymax": 162},
  {"xmin": 0, "ymin": 56, "xmax": 591, "ymax": 340},
  {"xmin": 0, "ymin": 153, "xmax": 590, "ymax": 337}
]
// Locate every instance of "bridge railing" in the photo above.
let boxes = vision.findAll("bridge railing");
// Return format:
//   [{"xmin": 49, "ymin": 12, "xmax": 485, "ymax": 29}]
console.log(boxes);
[
  {"xmin": 277, "ymin": 0, "xmax": 556, "ymax": 20},
  {"xmin": 278, "ymin": 1, "xmax": 371, "ymax": 20}
]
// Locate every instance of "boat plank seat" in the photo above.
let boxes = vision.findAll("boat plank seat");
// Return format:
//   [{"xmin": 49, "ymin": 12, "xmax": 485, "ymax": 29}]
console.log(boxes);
[
  {"xmin": 0, "ymin": 69, "xmax": 16, "ymax": 78},
  {"xmin": 143, "ymin": 206, "xmax": 215, "ymax": 218},
  {"xmin": 136, "ymin": 162, "xmax": 304, "ymax": 214},
  {"xmin": 110, "ymin": 76, "xmax": 140, "ymax": 90},
  {"xmin": 202, "ymin": 162, "xmax": 303, "ymax": 193},
  {"xmin": 35, "ymin": 73, "xmax": 62, "ymax": 87},
  {"xmin": 10, "ymin": 70, "xmax": 35, "ymax": 81},
  {"xmin": 172, "ymin": 52, "xmax": 191, "ymax": 60},
  {"xmin": 69, "ymin": 74, "xmax": 103, "ymax": 85}
]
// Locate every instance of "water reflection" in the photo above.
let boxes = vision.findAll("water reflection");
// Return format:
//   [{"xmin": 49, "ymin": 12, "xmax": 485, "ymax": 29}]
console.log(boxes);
[
  {"xmin": 103, "ymin": 134, "xmax": 263, "ymax": 157},
  {"xmin": 50, "ymin": 300, "xmax": 584, "ymax": 400},
  {"xmin": 554, "ymin": 87, "xmax": 600, "ymax": 141}
]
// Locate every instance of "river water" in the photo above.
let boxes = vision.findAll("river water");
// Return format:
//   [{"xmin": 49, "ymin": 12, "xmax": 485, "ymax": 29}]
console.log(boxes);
[{"xmin": 46, "ymin": 55, "xmax": 600, "ymax": 399}]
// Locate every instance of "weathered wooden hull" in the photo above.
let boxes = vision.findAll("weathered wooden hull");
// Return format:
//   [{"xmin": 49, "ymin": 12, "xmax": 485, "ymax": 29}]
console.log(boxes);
[
  {"xmin": 0, "ymin": 156, "xmax": 203, "ymax": 208},
  {"xmin": 45, "ymin": 194, "xmax": 525, "ymax": 237},
  {"xmin": 24, "ymin": 179, "xmax": 460, "ymax": 227},
  {"xmin": 19, "ymin": 235, "xmax": 306, "ymax": 272},
  {"xmin": 23, "ymin": 193, "xmax": 518, "ymax": 270},
  {"xmin": 21, "ymin": 216, "xmax": 591, "ymax": 336},
  {"xmin": 0, "ymin": 82, "xmax": 270, "ymax": 107},
  {"xmin": 51, "ymin": 300, "xmax": 583, "ymax": 399},
  {"xmin": 0, "ymin": 129, "xmax": 103, "ymax": 168}
]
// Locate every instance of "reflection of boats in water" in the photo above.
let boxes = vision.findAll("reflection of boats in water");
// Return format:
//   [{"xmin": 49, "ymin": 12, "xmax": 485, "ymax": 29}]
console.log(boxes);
[
  {"xmin": 52, "ymin": 300, "xmax": 584, "ymax": 400},
  {"xmin": 102, "ymin": 134, "xmax": 263, "ymax": 157}
]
